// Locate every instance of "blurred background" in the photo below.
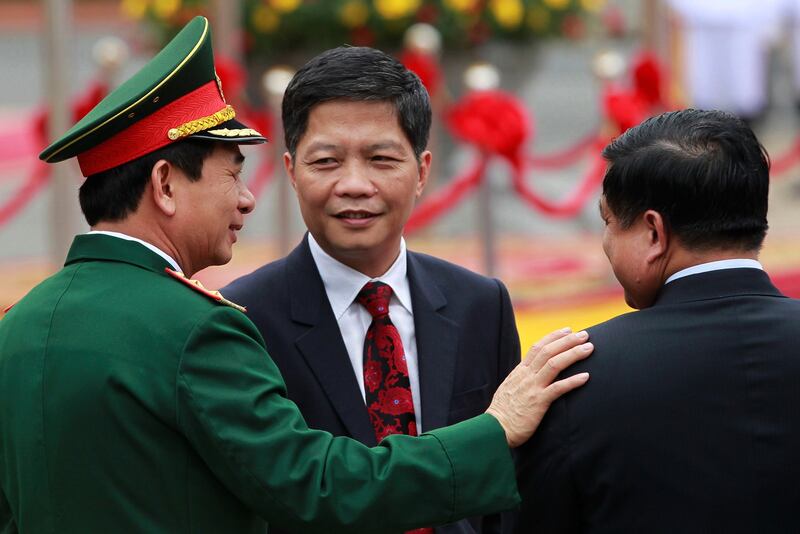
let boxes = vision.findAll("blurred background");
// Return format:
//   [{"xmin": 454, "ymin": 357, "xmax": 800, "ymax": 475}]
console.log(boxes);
[{"xmin": 2, "ymin": 0, "xmax": 800, "ymax": 350}]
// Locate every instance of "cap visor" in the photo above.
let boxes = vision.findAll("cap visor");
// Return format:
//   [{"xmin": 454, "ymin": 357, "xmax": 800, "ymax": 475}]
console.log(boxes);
[{"xmin": 189, "ymin": 118, "xmax": 267, "ymax": 144}]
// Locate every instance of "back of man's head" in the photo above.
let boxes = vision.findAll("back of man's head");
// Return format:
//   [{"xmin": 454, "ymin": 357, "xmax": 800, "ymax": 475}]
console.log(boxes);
[
  {"xmin": 602, "ymin": 109, "xmax": 769, "ymax": 252},
  {"xmin": 78, "ymin": 140, "xmax": 215, "ymax": 226},
  {"xmin": 281, "ymin": 46, "xmax": 432, "ymax": 160}
]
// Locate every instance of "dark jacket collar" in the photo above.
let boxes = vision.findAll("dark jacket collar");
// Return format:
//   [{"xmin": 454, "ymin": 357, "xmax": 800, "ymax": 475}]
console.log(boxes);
[
  {"xmin": 64, "ymin": 234, "xmax": 172, "ymax": 274},
  {"xmin": 654, "ymin": 268, "xmax": 785, "ymax": 307}
]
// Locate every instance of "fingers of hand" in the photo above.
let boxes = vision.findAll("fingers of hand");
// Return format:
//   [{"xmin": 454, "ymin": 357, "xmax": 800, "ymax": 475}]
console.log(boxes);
[
  {"xmin": 529, "ymin": 330, "xmax": 589, "ymax": 372},
  {"xmin": 523, "ymin": 327, "xmax": 572, "ymax": 367},
  {"xmin": 542, "ymin": 372, "xmax": 591, "ymax": 405},
  {"xmin": 536, "ymin": 341, "xmax": 593, "ymax": 386}
]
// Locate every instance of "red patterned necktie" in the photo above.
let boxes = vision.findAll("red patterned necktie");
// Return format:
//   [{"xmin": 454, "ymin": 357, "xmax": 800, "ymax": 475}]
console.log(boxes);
[
  {"xmin": 357, "ymin": 281, "xmax": 418, "ymax": 440},
  {"xmin": 357, "ymin": 281, "xmax": 432, "ymax": 534}
]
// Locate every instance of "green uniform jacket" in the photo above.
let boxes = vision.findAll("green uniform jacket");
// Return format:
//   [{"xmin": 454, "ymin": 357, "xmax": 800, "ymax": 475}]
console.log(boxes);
[{"xmin": 0, "ymin": 235, "xmax": 519, "ymax": 533}]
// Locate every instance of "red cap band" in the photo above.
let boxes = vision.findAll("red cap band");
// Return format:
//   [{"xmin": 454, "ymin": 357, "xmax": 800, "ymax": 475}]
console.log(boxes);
[{"xmin": 77, "ymin": 80, "xmax": 226, "ymax": 176}]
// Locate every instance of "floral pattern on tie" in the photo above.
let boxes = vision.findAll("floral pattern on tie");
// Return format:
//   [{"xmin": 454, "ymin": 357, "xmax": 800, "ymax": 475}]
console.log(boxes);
[{"xmin": 357, "ymin": 281, "xmax": 418, "ymax": 441}]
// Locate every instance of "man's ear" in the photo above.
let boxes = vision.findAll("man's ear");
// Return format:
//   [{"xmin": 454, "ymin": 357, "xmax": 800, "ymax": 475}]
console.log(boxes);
[
  {"xmin": 283, "ymin": 152, "xmax": 297, "ymax": 192},
  {"xmin": 642, "ymin": 209, "xmax": 669, "ymax": 264},
  {"xmin": 150, "ymin": 159, "xmax": 177, "ymax": 217},
  {"xmin": 416, "ymin": 150, "xmax": 432, "ymax": 198}
]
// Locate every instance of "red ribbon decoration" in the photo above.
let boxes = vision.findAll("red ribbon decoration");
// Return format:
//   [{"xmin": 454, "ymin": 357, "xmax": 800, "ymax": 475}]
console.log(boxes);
[
  {"xmin": 509, "ymin": 147, "xmax": 608, "ymax": 218},
  {"xmin": 527, "ymin": 129, "xmax": 600, "ymax": 169},
  {"xmin": 0, "ymin": 80, "xmax": 108, "ymax": 228},
  {"xmin": 769, "ymin": 136, "xmax": 800, "ymax": 178},
  {"xmin": 0, "ymin": 161, "xmax": 50, "ymax": 227},
  {"xmin": 405, "ymin": 154, "xmax": 488, "ymax": 234}
]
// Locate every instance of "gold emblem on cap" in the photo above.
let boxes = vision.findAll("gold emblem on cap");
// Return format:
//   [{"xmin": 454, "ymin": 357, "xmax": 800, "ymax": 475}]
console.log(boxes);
[
  {"xmin": 206, "ymin": 128, "xmax": 262, "ymax": 137},
  {"xmin": 167, "ymin": 105, "xmax": 236, "ymax": 140}
]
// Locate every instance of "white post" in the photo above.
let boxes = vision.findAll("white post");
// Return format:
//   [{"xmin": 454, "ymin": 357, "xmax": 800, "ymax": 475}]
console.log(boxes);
[
  {"xmin": 212, "ymin": 0, "xmax": 242, "ymax": 61},
  {"xmin": 44, "ymin": 0, "xmax": 75, "ymax": 266},
  {"xmin": 263, "ymin": 67, "xmax": 296, "ymax": 257},
  {"xmin": 463, "ymin": 63, "xmax": 501, "ymax": 277}
]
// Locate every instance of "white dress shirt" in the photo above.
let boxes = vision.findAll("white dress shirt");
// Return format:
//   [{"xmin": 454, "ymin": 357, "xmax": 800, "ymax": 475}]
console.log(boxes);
[
  {"xmin": 87, "ymin": 230, "xmax": 181, "ymax": 272},
  {"xmin": 665, "ymin": 258, "xmax": 764, "ymax": 285},
  {"xmin": 307, "ymin": 233, "xmax": 423, "ymax": 432}
]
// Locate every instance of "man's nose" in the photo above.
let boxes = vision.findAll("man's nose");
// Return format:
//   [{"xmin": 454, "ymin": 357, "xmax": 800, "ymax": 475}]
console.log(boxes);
[
  {"xmin": 238, "ymin": 183, "xmax": 256, "ymax": 214},
  {"xmin": 333, "ymin": 161, "xmax": 376, "ymax": 197}
]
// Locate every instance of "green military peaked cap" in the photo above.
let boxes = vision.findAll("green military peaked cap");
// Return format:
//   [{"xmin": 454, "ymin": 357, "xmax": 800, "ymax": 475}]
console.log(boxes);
[{"xmin": 39, "ymin": 15, "xmax": 266, "ymax": 177}]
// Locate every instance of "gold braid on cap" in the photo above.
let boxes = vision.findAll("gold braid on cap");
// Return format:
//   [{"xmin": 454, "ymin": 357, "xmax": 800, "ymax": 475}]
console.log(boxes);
[{"xmin": 167, "ymin": 105, "xmax": 236, "ymax": 141}]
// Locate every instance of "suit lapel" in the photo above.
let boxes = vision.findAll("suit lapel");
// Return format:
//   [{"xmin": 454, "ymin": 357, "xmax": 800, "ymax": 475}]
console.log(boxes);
[
  {"xmin": 408, "ymin": 253, "xmax": 460, "ymax": 433},
  {"xmin": 287, "ymin": 238, "xmax": 377, "ymax": 445}
]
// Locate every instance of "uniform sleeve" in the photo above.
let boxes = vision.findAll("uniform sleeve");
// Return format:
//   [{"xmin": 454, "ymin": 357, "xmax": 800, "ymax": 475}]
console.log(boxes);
[
  {"xmin": 176, "ymin": 307, "xmax": 520, "ymax": 534},
  {"xmin": 0, "ymin": 490, "xmax": 16, "ymax": 534}
]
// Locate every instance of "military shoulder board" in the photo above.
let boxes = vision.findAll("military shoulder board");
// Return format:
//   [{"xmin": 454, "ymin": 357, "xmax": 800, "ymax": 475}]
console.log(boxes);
[{"xmin": 165, "ymin": 268, "xmax": 246, "ymax": 313}]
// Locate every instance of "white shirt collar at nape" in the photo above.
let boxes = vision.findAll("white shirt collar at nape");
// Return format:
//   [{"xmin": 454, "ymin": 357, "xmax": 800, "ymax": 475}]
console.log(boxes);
[
  {"xmin": 307, "ymin": 233, "xmax": 413, "ymax": 320},
  {"xmin": 665, "ymin": 258, "xmax": 763, "ymax": 285},
  {"xmin": 87, "ymin": 230, "xmax": 181, "ymax": 272}
]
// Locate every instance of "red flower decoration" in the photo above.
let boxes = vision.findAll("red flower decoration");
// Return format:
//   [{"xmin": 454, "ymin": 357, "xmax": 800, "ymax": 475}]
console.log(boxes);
[
  {"xmin": 400, "ymin": 50, "xmax": 441, "ymax": 97},
  {"xmin": 446, "ymin": 90, "xmax": 530, "ymax": 160},
  {"xmin": 380, "ymin": 387, "xmax": 414, "ymax": 415},
  {"xmin": 603, "ymin": 83, "xmax": 649, "ymax": 134},
  {"xmin": 632, "ymin": 51, "xmax": 664, "ymax": 107}
]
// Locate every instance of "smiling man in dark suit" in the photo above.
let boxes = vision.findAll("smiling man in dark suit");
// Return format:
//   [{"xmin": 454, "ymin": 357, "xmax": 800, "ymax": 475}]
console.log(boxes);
[
  {"xmin": 515, "ymin": 109, "xmax": 800, "ymax": 533},
  {"xmin": 222, "ymin": 47, "xmax": 520, "ymax": 534}
]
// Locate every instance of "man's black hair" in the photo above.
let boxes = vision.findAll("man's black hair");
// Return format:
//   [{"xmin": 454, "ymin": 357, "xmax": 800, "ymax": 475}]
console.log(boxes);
[
  {"xmin": 281, "ymin": 46, "xmax": 432, "ymax": 160},
  {"xmin": 602, "ymin": 109, "xmax": 769, "ymax": 251},
  {"xmin": 79, "ymin": 139, "xmax": 216, "ymax": 226}
]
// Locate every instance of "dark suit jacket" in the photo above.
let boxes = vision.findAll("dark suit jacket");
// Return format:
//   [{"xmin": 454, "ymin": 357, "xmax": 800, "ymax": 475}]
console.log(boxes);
[
  {"xmin": 515, "ymin": 268, "xmax": 800, "ymax": 534},
  {"xmin": 223, "ymin": 236, "xmax": 521, "ymax": 533}
]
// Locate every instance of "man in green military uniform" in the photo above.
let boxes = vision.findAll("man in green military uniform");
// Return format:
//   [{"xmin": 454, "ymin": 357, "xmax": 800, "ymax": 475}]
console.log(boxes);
[{"xmin": 0, "ymin": 16, "xmax": 592, "ymax": 533}]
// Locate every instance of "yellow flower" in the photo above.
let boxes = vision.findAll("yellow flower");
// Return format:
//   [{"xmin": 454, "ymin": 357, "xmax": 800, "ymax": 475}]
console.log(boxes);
[
  {"xmin": 269, "ymin": 0, "xmax": 302, "ymax": 14},
  {"xmin": 580, "ymin": 0, "xmax": 606, "ymax": 11},
  {"xmin": 374, "ymin": 0, "xmax": 421, "ymax": 21},
  {"xmin": 443, "ymin": 0, "xmax": 479, "ymax": 12},
  {"xmin": 527, "ymin": 5, "xmax": 550, "ymax": 30},
  {"xmin": 340, "ymin": 1, "xmax": 370, "ymax": 28},
  {"xmin": 253, "ymin": 5, "xmax": 281, "ymax": 33},
  {"xmin": 152, "ymin": 0, "xmax": 181, "ymax": 19},
  {"xmin": 543, "ymin": 0, "xmax": 571, "ymax": 9},
  {"xmin": 489, "ymin": 0, "xmax": 524, "ymax": 30},
  {"xmin": 120, "ymin": 0, "xmax": 149, "ymax": 20}
]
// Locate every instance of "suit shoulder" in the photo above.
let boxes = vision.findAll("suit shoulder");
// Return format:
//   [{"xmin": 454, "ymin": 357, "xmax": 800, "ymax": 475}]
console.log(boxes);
[
  {"xmin": 409, "ymin": 251, "xmax": 502, "ymax": 291},
  {"xmin": 221, "ymin": 256, "xmax": 289, "ymax": 299}
]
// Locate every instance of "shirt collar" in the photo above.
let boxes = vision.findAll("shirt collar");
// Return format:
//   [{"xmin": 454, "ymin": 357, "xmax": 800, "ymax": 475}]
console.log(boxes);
[
  {"xmin": 307, "ymin": 233, "xmax": 413, "ymax": 320},
  {"xmin": 665, "ymin": 258, "xmax": 763, "ymax": 285},
  {"xmin": 86, "ymin": 230, "xmax": 181, "ymax": 272}
]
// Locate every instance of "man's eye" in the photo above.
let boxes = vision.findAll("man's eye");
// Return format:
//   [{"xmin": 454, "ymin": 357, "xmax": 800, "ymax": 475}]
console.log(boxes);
[
  {"xmin": 372, "ymin": 155, "xmax": 397, "ymax": 162},
  {"xmin": 313, "ymin": 158, "xmax": 337, "ymax": 165}
]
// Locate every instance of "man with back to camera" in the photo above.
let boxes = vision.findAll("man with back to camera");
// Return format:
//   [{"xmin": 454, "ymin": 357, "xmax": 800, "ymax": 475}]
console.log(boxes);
[
  {"xmin": 223, "ymin": 46, "xmax": 521, "ymax": 533},
  {"xmin": 514, "ymin": 109, "xmax": 800, "ymax": 533},
  {"xmin": 0, "ymin": 16, "xmax": 595, "ymax": 534}
]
